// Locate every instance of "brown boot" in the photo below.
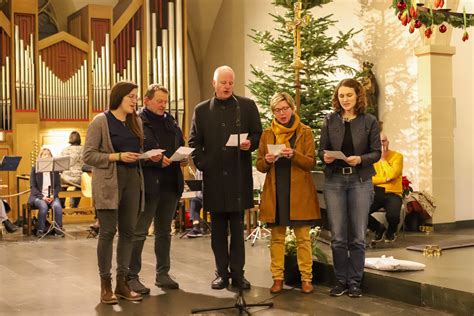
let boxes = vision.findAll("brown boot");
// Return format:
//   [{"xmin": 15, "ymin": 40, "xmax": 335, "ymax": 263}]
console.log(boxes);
[
  {"xmin": 115, "ymin": 275, "xmax": 143, "ymax": 301},
  {"xmin": 301, "ymin": 281, "xmax": 314, "ymax": 294},
  {"xmin": 100, "ymin": 277, "xmax": 118, "ymax": 304},
  {"xmin": 270, "ymin": 279, "xmax": 283, "ymax": 293}
]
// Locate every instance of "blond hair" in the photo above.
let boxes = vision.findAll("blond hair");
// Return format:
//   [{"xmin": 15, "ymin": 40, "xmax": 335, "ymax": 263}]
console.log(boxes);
[{"xmin": 270, "ymin": 92, "xmax": 296, "ymax": 112}]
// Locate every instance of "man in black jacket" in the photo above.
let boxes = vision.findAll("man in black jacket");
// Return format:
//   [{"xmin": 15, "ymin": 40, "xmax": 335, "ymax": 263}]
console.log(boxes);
[
  {"xmin": 189, "ymin": 66, "xmax": 262, "ymax": 289},
  {"xmin": 128, "ymin": 84, "xmax": 184, "ymax": 294}
]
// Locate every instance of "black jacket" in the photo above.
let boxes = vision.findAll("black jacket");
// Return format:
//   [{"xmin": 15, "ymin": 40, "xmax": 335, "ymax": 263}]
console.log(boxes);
[
  {"xmin": 318, "ymin": 112, "xmax": 381, "ymax": 181},
  {"xmin": 139, "ymin": 109, "xmax": 185, "ymax": 197},
  {"xmin": 28, "ymin": 166, "xmax": 61, "ymax": 205},
  {"xmin": 188, "ymin": 95, "xmax": 262, "ymax": 212}
]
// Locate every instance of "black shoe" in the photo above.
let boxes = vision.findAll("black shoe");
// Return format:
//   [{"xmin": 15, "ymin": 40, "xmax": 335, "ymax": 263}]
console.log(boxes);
[
  {"xmin": 155, "ymin": 274, "xmax": 179, "ymax": 289},
  {"xmin": 372, "ymin": 225, "xmax": 386, "ymax": 243},
  {"xmin": 384, "ymin": 232, "xmax": 397, "ymax": 243},
  {"xmin": 187, "ymin": 224, "xmax": 203, "ymax": 238},
  {"xmin": 54, "ymin": 228, "xmax": 65, "ymax": 237},
  {"xmin": 3, "ymin": 219, "xmax": 18, "ymax": 233},
  {"xmin": 211, "ymin": 276, "xmax": 229, "ymax": 290},
  {"xmin": 329, "ymin": 284, "xmax": 348, "ymax": 297},
  {"xmin": 348, "ymin": 285, "xmax": 362, "ymax": 297},
  {"xmin": 231, "ymin": 276, "xmax": 251, "ymax": 290},
  {"xmin": 128, "ymin": 278, "xmax": 151, "ymax": 294}
]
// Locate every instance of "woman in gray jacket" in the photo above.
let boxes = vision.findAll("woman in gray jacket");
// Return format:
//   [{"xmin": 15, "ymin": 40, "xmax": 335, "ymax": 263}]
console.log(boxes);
[
  {"xmin": 318, "ymin": 78, "xmax": 381, "ymax": 298},
  {"xmin": 84, "ymin": 81, "xmax": 144, "ymax": 304}
]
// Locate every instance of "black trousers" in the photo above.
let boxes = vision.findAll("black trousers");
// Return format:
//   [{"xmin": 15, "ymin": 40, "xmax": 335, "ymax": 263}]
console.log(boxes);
[
  {"xmin": 368, "ymin": 190, "xmax": 402, "ymax": 235},
  {"xmin": 210, "ymin": 211, "xmax": 245, "ymax": 281}
]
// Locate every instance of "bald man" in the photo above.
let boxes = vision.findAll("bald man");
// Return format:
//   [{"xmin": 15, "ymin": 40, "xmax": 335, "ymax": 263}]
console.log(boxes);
[
  {"xmin": 189, "ymin": 66, "xmax": 262, "ymax": 290},
  {"xmin": 369, "ymin": 132, "xmax": 404, "ymax": 243}
]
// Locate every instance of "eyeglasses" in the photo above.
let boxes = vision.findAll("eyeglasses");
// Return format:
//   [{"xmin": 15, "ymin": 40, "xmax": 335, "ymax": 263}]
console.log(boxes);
[
  {"xmin": 127, "ymin": 94, "xmax": 138, "ymax": 100},
  {"xmin": 273, "ymin": 106, "xmax": 291, "ymax": 114},
  {"xmin": 154, "ymin": 99, "xmax": 168, "ymax": 105}
]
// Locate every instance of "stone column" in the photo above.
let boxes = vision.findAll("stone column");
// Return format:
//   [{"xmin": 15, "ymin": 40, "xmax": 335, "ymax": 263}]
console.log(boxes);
[{"xmin": 414, "ymin": 1, "xmax": 459, "ymax": 224}]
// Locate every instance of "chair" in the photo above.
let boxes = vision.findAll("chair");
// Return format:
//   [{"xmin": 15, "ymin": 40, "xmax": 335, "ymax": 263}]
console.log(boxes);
[
  {"xmin": 22, "ymin": 203, "xmax": 37, "ymax": 236},
  {"xmin": 370, "ymin": 199, "xmax": 407, "ymax": 238}
]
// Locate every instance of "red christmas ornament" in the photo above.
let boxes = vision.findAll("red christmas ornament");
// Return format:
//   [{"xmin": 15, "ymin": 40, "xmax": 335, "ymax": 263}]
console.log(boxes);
[
  {"xmin": 397, "ymin": 1, "xmax": 407, "ymax": 11},
  {"xmin": 409, "ymin": 6, "xmax": 417, "ymax": 19},
  {"xmin": 439, "ymin": 24, "xmax": 447, "ymax": 33},
  {"xmin": 414, "ymin": 20, "xmax": 422, "ymax": 28},
  {"xmin": 425, "ymin": 28, "xmax": 433, "ymax": 38},
  {"xmin": 462, "ymin": 31, "xmax": 469, "ymax": 42},
  {"xmin": 409, "ymin": 24, "xmax": 415, "ymax": 33}
]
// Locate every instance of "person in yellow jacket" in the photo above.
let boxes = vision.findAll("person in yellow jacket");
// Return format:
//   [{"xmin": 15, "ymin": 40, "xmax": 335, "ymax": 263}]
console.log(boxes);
[{"xmin": 369, "ymin": 132, "xmax": 403, "ymax": 243}]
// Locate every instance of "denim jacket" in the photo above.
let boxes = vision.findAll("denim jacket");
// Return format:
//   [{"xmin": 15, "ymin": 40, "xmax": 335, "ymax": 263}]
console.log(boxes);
[{"xmin": 318, "ymin": 112, "xmax": 381, "ymax": 181}]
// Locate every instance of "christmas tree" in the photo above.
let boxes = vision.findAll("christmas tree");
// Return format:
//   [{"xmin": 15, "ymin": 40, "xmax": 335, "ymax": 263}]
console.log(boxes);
[{"xmin": 247, "ymin": 0, "xmax": 359, "ymax": 142}]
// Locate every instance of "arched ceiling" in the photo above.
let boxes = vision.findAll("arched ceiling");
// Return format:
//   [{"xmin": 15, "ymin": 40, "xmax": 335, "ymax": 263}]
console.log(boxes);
[
  {"xmin": 49, "ymin": 0, "xmax": 118, "ymax": 31},
  {"xmin": 186, "ymin": 0, "xmax": 222, "ymax": 71}
]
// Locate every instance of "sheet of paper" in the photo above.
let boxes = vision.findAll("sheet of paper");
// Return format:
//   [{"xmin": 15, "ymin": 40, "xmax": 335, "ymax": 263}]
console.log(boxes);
[
  {"xmin": 324, "ymin": 150, "xmax": 347, "ymax": 160},
  {"xmin": 225, "ymin": 133, "xmax": 248, "ymax": 147},
  {"xmin": 169, "ymin": 146, "xmax": 195, "ymax": 162},
  {"xmin": 139, "ymin": 149, "xmax": 165, "ymax": 159},
  {"xmin": 267, "ymin": 144, "xmax": 286, "ymax": 156}
]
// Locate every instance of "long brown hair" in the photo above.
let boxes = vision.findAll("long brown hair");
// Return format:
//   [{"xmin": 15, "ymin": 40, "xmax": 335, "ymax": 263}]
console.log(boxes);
[
  {"xmin": 331, "ymin": 78, "xmax": 367, "ymax": 114},
  {"xmin": 109, "ymin": 81, "xmax": 144, "ymax": 147}
]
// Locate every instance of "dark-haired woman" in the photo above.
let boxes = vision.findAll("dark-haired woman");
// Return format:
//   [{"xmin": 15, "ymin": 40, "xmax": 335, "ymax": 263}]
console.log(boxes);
[
  {"xmin": 84, "ymin": 81, "xmax": 144, "ymax": 304},
  {"xmin": 318, "ymin": 78, "xmax": 381, "ymax": 298},
  {"xmin": 60, "ymin": 131, "xmax": 84, "ymax": 208}
]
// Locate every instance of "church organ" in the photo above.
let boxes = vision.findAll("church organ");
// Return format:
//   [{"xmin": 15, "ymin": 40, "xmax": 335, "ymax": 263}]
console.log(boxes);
[{"xmin": 0, "ymin": 0, "xmax": 187, "ymax": 217}]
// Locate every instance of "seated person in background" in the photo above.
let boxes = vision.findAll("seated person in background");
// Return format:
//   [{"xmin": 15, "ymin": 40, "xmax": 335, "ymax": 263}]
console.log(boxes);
[
  {"xmin": 60, "ymin": 131, "xmax": 84, "ymax": 208},
  {"xmin": 0, "ymin": 200, "xmax": 18, "ymax": 233},
  {"xmin": 368, "ymin": 132, "xmax": 403, "ymax": 243},
  {"xmin": 28, "ymin": 148, "xmax": 64, "ymax": 237},
  {"xmin": 187, "ymin": 167, "xmax": 203, "ymax": 238},
  {"xmin": 81, "ymin": 164, "xmax": 100, "ymax": 234}
]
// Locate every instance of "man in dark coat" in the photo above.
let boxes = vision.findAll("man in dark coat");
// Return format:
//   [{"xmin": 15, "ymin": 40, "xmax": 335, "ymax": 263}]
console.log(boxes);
[
  {"xmin": 188, "ymin": 65, "xmax": 262, "ymax": 290},
  {"xmin": 127, "ymin": 84, "xmax": 185, "ymax": 294}
]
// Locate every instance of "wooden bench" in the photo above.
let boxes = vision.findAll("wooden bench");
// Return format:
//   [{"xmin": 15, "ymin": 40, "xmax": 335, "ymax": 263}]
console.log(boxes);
[{"xmin": 22, "ymin": 189, "xmax": 95, "ymax": 236}]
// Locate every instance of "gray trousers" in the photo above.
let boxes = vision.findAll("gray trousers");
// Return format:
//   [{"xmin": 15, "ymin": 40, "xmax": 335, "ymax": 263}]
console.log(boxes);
[
  {"xmin": 97, "ymin": 165, "xmax": 141, "ymax": 279},
  {"xmin": 129, "ymin": 189, "xmax": 179, "ymax": 279}
]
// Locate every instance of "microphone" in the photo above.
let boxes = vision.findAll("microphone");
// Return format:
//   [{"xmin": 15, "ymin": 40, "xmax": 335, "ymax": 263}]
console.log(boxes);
[{"xmin": 231, "ymin": 94, "xmax": 241, "ymax": 127}]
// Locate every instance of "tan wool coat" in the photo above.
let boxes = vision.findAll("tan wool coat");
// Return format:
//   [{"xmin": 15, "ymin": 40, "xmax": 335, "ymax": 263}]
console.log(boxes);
[{"xmin": 256, "ymin": 123, "xmax": 320, "ymax": 223}]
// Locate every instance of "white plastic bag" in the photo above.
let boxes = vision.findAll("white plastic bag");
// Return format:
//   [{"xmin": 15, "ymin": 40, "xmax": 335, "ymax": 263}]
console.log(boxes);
[{"xmin": 365, "ymin": 255, "xmax": 425, "ymax": 271}]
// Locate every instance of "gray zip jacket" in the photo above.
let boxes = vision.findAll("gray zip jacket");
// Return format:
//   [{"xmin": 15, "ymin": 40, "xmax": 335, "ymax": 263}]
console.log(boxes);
[{"xmin": 318, "ymin": 112, "xmax": 381, "ymax": 181}]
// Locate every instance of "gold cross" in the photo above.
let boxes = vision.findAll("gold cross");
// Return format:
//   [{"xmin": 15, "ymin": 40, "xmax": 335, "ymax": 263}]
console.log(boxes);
[
  {"xmin": 285, "ymin": 1, "xmax": 311, "ymax": 113},
  {"xmin": 286, "ymin": 1, "xmax": 311, "ymax": 70}
]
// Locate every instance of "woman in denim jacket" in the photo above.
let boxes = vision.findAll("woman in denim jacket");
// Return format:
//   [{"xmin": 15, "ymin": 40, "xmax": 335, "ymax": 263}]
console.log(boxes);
[{"xmin": 318, "ymin": 78, "xmax": 381, "ymax": 298}]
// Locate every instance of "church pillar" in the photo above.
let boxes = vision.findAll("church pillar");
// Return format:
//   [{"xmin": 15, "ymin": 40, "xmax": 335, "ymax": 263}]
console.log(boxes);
[{"xmin": 414, "ymin": 7, "xmax": 459, "ymax": 224}]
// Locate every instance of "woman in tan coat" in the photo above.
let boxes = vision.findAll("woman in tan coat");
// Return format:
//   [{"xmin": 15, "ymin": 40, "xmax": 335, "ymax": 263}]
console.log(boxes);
[{"xmin": 256, "ymin": 92, "xmax": 320, "ymax": 294}]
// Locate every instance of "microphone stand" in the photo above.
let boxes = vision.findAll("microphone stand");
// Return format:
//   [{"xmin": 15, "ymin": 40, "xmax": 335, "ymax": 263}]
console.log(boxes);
[{"xmin": 191, "ymin": 95, "xmax": 273, "ymax": 315}]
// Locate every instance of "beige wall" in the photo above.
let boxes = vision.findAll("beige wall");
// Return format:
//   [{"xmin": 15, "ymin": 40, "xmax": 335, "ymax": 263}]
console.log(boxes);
[
  {"xmin": 199, "ymin": 0, "xmax": 245, "ymax": 99},
  {"xmin": 452, "ymin": 0, "xmax": 474, "ymax": 221}
]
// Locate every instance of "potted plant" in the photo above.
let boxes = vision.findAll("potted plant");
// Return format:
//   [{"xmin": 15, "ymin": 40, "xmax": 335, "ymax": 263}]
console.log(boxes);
[{"xmin": 283, "ymin": 226, "xmax": 328, "ymax": 285}]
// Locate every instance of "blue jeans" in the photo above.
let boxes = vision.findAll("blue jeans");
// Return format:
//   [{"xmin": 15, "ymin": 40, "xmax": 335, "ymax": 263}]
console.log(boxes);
[
  {"xmin": 324, "ymin": 173, "xmax": 374, "ymax": 287},
  {"xmin": 190, "ymin": 197, "xmax": 202, "ymax": 222},
  {"xmin": 34, "ymin": 198, "xmax": 63, "ymax": 232}
]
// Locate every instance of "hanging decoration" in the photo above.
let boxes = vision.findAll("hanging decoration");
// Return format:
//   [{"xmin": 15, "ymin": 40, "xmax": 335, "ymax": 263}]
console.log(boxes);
[{"xmin": 391, "ymin": 0, "xmax": 474, "ymax": 41}]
